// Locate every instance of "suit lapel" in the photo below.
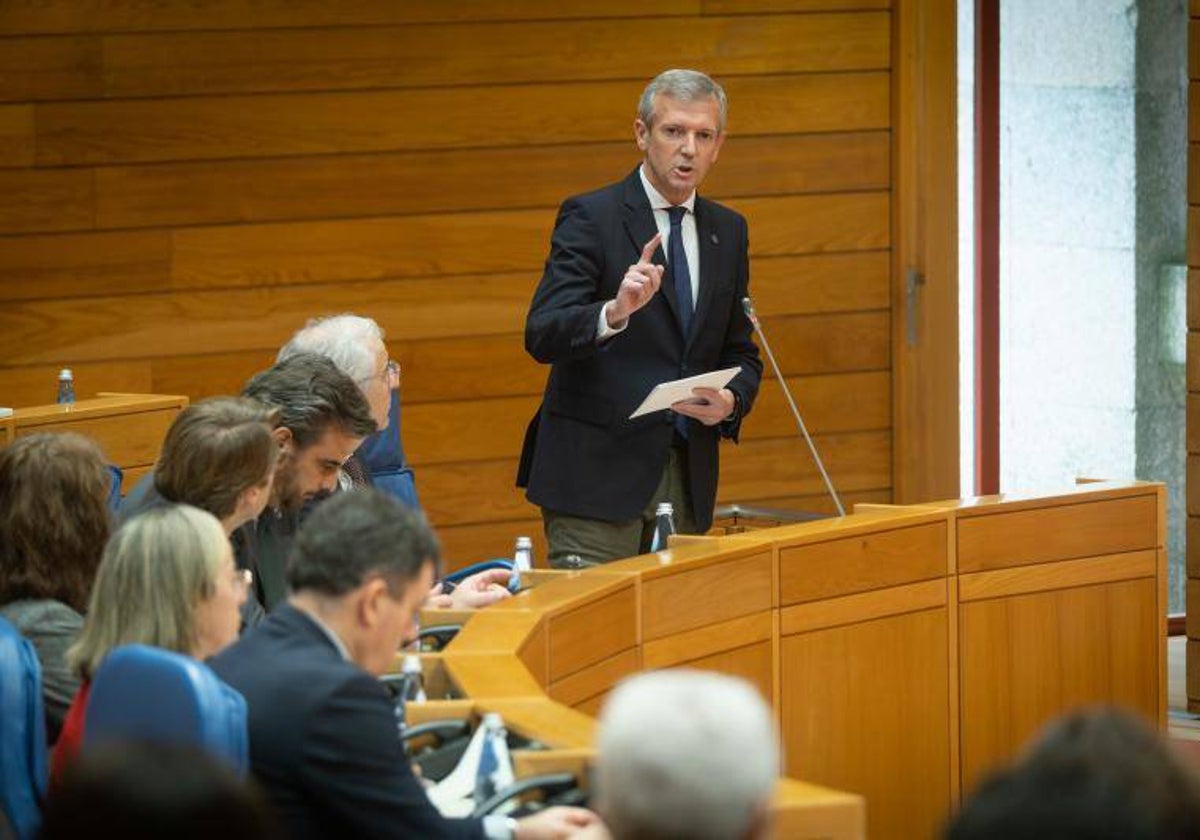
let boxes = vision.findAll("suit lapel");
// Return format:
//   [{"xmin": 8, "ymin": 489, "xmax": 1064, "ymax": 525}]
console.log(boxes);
[{"xmin": 621, "ymin": 170, "xmax": 681, "ymax": 332}]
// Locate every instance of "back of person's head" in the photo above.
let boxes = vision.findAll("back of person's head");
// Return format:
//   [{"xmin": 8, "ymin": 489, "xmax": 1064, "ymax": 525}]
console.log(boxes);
[
  {"xmin": 277, "ymin": 313, "xmax": 384, "ymax": 383},
  {"xmin": 595, "ymin": 669, "xmax": 778, "ymax": 840},
  {"xmin": 946, "ymin": 707, "xmax": 1200, "ymax": 840},
  {"xmin": 68, "ymin": 505, "xmax": 230, "ymax": 680},
  {"xmin": 0, "ymin": 432, "xmax": 111, "ymax": 612},
  {"xmin": 241, "ymin": 352, "xmax": 376, "ymax": 448},
  {"xmin": 41, "ymin": 740, "xmax": 280, "ymax": 840},
  {"xmin": 286, "ymin": 487, "xmax": 438, "ymax": 597},
  {"xmin": 154, "ymin": 397, "xmax": 279, "ymax": 521}
]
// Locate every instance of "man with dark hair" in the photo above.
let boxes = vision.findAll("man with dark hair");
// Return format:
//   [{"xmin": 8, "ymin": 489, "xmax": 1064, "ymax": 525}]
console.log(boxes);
[
  {"xmin": 946, "ymin": 708, "xmax": 1200, "ymax": 840},
  {"xmin": 237, "ymin": 353, "xmax": 378, "ymax": 610},
  {"xmin": 210, "ymin": 489, "xmax": 595, "ymax": 840}
]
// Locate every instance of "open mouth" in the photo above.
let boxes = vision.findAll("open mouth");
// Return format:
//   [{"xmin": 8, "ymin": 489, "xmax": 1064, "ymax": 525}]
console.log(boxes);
[{"xmin": 674, "ymin": 164, "xmax": 694, "ymax": 178}]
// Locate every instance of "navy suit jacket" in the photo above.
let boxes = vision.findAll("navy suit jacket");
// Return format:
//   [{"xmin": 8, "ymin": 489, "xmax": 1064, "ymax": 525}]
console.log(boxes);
[
  {"xmin": 518, "ymin": 168, "xmax": 762, "ymax": 531},
  {"xmin": 208, "ymin": 604, "xmax": 483, "ymax": 839}
]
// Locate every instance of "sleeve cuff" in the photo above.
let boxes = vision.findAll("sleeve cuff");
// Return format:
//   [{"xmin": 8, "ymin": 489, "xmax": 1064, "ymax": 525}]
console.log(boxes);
[{"xmin": 597, "ymin": 301, "xmax": 628, "ymax": 343}]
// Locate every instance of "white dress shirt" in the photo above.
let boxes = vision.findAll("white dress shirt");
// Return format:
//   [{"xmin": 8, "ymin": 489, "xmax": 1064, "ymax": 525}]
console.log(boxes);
[{"xmin": 598, "ymin": 165, "xmax": 700, "ymax": 340}]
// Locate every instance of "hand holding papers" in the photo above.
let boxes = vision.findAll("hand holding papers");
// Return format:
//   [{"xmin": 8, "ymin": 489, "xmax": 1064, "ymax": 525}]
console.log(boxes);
[{"xmin": 629, "ymin": 366, "xmax": 741, "ymax": 419}]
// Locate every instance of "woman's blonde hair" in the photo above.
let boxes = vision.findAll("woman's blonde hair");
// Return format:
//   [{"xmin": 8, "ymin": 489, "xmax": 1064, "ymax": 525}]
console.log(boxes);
[{"xmin": 68, "ymin": 504, "xmax": 229, "ymax": 681}]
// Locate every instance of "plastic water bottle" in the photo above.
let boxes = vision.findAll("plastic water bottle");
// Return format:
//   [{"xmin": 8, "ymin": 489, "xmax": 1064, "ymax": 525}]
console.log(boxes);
[
  {"xmin": 649, "ymin": 502, "xmax": 676, "ymax": 552},
  {"xmin": 56, "ymin": 369, "xmax": 75, "ymax": 405},
  {"xmin": 401, "ymin": 654, "xmax": 426, "ymax": 704},
  {"xmin": 392, "ymin": 655, "xmax": 426, "ymax": 739},
  {"xmin": 513, "ymin": 536, "xmax": 533, "ymax": 572},
  {"xmin": 510, "ymin": 535, "xmax": 533, "ymax": 590},
  {"xmin": 473, "ymin": 713, "xmax": 515, "ymax": 807}
]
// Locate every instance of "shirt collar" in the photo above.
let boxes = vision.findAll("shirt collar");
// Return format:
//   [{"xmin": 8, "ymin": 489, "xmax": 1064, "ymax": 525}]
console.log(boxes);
[
  {"xmin": 638, "ymin": 164, "xmax": 696, "ymax": 214},
  {"xmin": 299, "ymin": 606, "xmax": 351, "ymax": 661}
]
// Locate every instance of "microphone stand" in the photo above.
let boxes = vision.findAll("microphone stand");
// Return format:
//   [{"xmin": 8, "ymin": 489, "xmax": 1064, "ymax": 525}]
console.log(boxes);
[{"xmin": 742, "ymin": 297, "xmax": 846, "ymax": 517}]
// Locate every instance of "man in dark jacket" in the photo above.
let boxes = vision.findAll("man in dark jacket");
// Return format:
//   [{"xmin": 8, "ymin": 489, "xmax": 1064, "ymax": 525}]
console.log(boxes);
[{"xmin": 209, "ymin": 489, "xmax": 595, "ymax": 839}]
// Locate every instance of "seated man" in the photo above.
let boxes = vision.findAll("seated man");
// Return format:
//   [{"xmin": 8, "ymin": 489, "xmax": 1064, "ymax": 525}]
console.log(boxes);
[
  {"xmin": 276, "ymin": 313, "xmax": 413, "ymax": 501},
  {"xmin": 588, "ymin": 670, "xmax": 778, "ymax": 840},
  {"xmin": 235, "ymin": 352, "xmax": 379, "ymax": 611},
  {"xmin": 209, "ymin": 489, "xmax": 595, "ymax": 839},
  {"xmin": 946, "ymin": 708, "xmax": 1200, "ymax": 840}
]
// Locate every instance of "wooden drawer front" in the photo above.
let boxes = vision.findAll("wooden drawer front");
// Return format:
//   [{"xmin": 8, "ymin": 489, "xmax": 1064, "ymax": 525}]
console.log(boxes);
[
  {"xmin": 547, "ymin": 585, "xmax": 636, "ymax": 683},
  {"xmin": 957, "ymin": 494, "xmax": 1158, "ymax": 574},
  {"xmin": 16, "ymin": 407, "xmax": 177, "ymax": 467},
  {"xmin": 780, "ymin": 521, "xmax": 947, "ymax": 606},
  {"xmin": 642, "ymin": 551, "xmax": 772, "ymax": 642},
  {"xmin": 958, "ymin": 576, "xmax": 1158, "ymax": 793},
  {"xmin": 548, "ymin": 648, "xmax": 640, "ymax": 712}
]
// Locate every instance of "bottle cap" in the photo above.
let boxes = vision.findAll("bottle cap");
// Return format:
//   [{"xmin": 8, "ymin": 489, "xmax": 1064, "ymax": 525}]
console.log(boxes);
[
  {"xmin": 655, "ymin": 502, "xmax": 674, "ymax": 516},
  {"xmin": 401, "ymin": 654, "xmax": 422, "ymax": 675},
  {"xmin": 515, "ymin": 536, "xmax": 532, "ymax": 549},
  {"xmin": 58, "ymin": 368, "xmax": 73, "ymax": 380},
  {"xmin": 482, "ymin": 712, "xmax": 504, "ymax": 729}
]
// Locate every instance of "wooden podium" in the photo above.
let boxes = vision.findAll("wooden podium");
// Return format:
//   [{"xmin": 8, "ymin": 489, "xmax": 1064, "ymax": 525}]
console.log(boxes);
[
  {"xmin": 0, "ymin": 393, "xmax": 187, "ymax": 490},
  {"xmin": 419, "ymin": 480, "xmax": 1165, "ymax": 839}
]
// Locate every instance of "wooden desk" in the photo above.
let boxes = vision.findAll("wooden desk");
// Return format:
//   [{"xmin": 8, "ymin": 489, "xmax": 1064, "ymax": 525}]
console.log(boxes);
[
  {"xmin": 2, "ymin": 393, "xmax": 187, "ymax": 491},
  {"xmin": 430, "ymin": 481, "xmax": 1165, "ymax": 839}
]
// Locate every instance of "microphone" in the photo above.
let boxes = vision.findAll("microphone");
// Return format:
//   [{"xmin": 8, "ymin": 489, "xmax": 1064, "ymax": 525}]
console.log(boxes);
[{"xmin": 742, "ymin": 297, "xmax": 846, "ymax": 517}]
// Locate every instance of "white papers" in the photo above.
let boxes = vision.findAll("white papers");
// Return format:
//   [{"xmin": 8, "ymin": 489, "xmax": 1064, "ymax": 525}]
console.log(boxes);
[{"xmin": 629, "ymin": 366, "xmax": 742, "ymax": 419}]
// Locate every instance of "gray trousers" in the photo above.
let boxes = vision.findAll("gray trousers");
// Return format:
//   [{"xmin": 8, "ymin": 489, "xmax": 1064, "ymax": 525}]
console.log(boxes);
[{"xmin": 542, "ymin": 443, "xmax": 700, "ymax": 568}]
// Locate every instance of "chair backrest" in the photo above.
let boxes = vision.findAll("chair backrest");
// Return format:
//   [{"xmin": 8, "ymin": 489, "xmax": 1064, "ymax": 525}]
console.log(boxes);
[
  {"xmin": 0, "ymin": 616, "xmax": 48, "ymax": 840},
  {"xmin": 84, "ymin": 645, "xmax": 248, "ymax": 777},
  {"xmin": 356, "ymin": 389, "xmax": 420, "ymax": 508}
]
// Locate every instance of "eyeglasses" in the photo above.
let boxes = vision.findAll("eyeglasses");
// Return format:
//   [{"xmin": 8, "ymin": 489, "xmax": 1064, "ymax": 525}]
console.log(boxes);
[{"xmin": 359, "ymin": 360, "xmax": 401, "ymax": 389}]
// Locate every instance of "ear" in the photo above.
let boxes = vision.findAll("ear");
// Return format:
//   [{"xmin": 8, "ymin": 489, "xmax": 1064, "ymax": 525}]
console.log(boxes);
[
  {"xmin": 634, "ymin": 118, "xmax": 649, "ymax": 152},
  {"xmin": 712, "ymin": 130, "xmax": 726, "ymax": 164},
  {"xmin": 358, "ymin": 578, "xmax": 389, "ymax": 630},
  {"xmin": 272, "ymin": 426, "xmax": 294, "ymax": 453}
]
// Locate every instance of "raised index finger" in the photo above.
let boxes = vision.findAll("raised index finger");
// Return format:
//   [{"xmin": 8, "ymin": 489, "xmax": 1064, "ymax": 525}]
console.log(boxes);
[{"xmin": 640, "ymin": 232, "xmax": 662, "ymax": 264}]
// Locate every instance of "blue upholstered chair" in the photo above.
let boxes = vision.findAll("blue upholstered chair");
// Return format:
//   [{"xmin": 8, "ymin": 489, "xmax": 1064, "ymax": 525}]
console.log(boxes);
[
  {"xmin": 84, "ymin": 645, "xmax": 248, "ymax": 777},
  {"xmin": 0, "ymin": 616, "xmax": 48, "ymax": 840}
]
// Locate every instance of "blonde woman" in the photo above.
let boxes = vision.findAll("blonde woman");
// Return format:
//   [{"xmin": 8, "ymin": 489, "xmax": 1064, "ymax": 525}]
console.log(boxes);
[{"xmin": 51, "ymin": 504, "xmax": 248, "ymax": 785}]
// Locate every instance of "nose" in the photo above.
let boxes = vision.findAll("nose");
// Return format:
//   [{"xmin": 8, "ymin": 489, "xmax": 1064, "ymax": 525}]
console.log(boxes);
[{"xmin": 680, "ymin": 131, "xmax": 697, "ymax": 157}]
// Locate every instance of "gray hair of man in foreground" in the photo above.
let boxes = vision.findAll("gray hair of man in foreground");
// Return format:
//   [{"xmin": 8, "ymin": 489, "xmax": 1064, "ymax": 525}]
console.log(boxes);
[
  {"xmin": 277, "ymin": 313, "xmax": 384, "ymax": 384},
  {"xmin": 594, "ymin": 670, "xmax": 778, "ymax": 840}
]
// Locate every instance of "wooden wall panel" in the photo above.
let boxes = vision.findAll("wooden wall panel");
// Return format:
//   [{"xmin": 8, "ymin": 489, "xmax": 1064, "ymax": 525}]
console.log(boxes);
[
  {"xmin": 0, "ymin": 5, "xmax": 901, "ymax": 569},
  {"xmin": 0, "ymin": 2, "xmax": 702, "ymax": 35},
  {"xmin": 95, "ymin": 15, "xmax": 889, "ymax": 98},
  {"xmin": 0, "ymin": 132, "xmax": 889, "ymax": 234},
  {"xmin": 35, "ymin": 74, "xmax": 889, "ymax": 166}
]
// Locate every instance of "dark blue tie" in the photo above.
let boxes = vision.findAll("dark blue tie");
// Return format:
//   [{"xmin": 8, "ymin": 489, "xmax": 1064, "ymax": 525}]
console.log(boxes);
[
  {"xmin": 668, "ymin": 206, "xmax": 694, "ymax": 336},
  {"xmin": 668, "ymin": 206, "xmax": 693, "ymax": 440}
]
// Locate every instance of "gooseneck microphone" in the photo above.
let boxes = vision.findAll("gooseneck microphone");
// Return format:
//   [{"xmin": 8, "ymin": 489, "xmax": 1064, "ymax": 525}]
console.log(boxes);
[{"xmin": 742, "ymin": 297, "xmax": 846, "ymax": 517}]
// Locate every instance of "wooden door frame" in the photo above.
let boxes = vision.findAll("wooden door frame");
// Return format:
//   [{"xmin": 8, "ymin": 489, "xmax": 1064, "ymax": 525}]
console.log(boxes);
[{"xmin": 893, "ymin": 0, "xmax": 961, "ymax": 504}]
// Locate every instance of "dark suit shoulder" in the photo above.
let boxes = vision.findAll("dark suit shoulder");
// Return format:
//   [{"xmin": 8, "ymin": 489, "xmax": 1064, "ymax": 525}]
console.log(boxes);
[{"xmin": 696, "ymin": 194, "xmax": 747, "ymax": 228}]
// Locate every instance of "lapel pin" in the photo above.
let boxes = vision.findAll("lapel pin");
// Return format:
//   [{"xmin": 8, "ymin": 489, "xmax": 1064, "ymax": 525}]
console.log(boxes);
[{"xmin": 710, "ymin": 233, "xmax": 719, "ymax": 245}]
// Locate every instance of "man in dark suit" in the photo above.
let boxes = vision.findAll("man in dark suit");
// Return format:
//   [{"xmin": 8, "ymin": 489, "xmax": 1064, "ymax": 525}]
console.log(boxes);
[
  {"xmin": 209, "ymin": 489, "xmax": 595, "ymax": 839},
  {"xmin": 519, "ymin": 69, "xmax": 763, "ymax": 566}
]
